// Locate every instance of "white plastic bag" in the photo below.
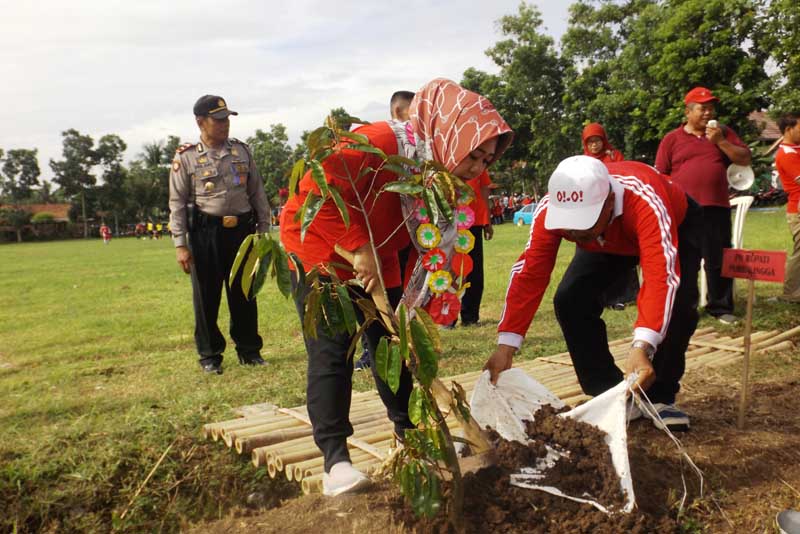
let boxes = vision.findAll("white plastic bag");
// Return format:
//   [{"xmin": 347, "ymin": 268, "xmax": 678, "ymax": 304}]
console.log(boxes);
[{"xmin": 470, "ymin": 369, "xmax": 636, "ymax": 513}]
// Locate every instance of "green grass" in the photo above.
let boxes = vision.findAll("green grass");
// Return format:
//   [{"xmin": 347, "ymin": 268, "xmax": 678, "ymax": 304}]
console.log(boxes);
[{"xmin": 0, "ymin": 210, "xmax": 796, "ymax": 532}]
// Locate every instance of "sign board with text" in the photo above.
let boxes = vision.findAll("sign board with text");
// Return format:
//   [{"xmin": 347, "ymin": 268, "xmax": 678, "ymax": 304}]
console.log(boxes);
[{"xmin": 722, "ymin": 248, "xmax": 786, "ymax": 283}]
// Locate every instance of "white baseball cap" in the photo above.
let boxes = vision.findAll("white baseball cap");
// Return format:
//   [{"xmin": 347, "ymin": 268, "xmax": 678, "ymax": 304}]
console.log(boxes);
[{"xmin": 544, "ymin": 156, "xmax": 611, "ymax": 230}]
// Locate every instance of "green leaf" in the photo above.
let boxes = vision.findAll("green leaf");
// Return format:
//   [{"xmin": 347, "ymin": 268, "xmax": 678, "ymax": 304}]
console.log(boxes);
[
  {"xmin": 336, "ymin": 130, "xmax": 369, "ymax": 145},
  {"xmin": 386, "ymin": 154, "xmax": 419, "ymax": 168},
  {"xmin": 287, "ymin": 252, "xmax": 305, "ymax": 297},
  {"xmin": 408, "ymin": 387, "xmax": 424, "ymax": 426},
  {"xmin": 271, "ymin": 241, "xmax": 292, "ymax": 298},
  {"xmin": 288, "ymin": 159, "xmax": 305, "ymax": 199},
  {"xmin": 381, "ymin": 163, "xmax": 415, "ymax": 179},
  {"xmin": 299, "ymin": 192, "xmax": 323, "ymax": 243},
  {"xmin": 229, "ymin": 233, "xmax": 255, "ymax": 287},
  {"xmin": 398, "ymin": 305, "xmax": 409, "ymax": 361},
  {"xmin": 253, "ymin": 233, "xmax": 270, "ymax": 257},
  {"xmin": 382, "ymin": 181, "xmax": 424, "ymax": 195},
  {"xmin": 239, "ymin": 242, "xmax": 260, "ymax": 298},
  {"xmin": 303, "ymin": 288, "xmax": 321, "ymax": 340},
  {"xmin": 307, "ymin": 126, "xmax": 333, "ymax": 160},
  {"xmin": 375, "ymin": 337, "xmax": 389, "ymax": 383},
  {"xmin": 409, "ymin": 318, "xmax": 438, "ymax": 387},
  {"xmin": 309, "ymin": 160, "xmax": 329, "ymax": 197},
  {"xmin": 387, "ymin": 343, "xmax": 402, "ymax": 394},
  {"xmin": 432, "ymin": 184, "xmax": 453, "ymax": 224},
  {"xmin": 414, "ymin": 307, "xmax": 442, "ymax": 353},
  {"xmin": 251, "ymin": 249, "xmax": 271, "ymax": 297},
  {"xmin": 422, "ymin": 187, "xmax": 438, "ymax": 225},
  {"xmin": 345, "ymin": 143, "xmax": 387, "ymax": 159},
  {"xmin": 327, "ymin": 185, "xmax": 350, "ymax": 229},
  {"xmin": 335, "ymin": 285, "xmax": 357, "ymax": 335}
]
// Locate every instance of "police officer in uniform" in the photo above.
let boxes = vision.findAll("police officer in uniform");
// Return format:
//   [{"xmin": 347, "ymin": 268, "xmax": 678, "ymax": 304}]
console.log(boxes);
[{"xmin": 169, "ymin": 95, "xmax": 271, "ymax": 374}]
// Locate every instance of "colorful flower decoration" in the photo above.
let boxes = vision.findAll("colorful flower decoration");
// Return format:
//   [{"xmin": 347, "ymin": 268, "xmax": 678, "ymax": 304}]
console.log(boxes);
[
  {"xmin": 427, "ymin": 292, "xmax": 461, "ymax": 325},
  {"xmin": 422, "ymin": 248, "xmax": 447, "ymax": 272},
  {"xmin": 454, "ymin": 206, "xmax": 475, "ymax": 230},
  {"xmin": 454, "ymin": 229, "xmax": 475, "ymax": 254},
  {"xmin": 413, "ymin": 199, "xmax": 430, "ymax": 223},
  {"xmin": 427, "ymin": 270, "xmax": 452, "ymax": 295},
  {"xmin": 416, "ymin": 223, "xmax": 441, "ymax": 249},
  {"xmin": 458, "ymin": 188, "xmax": 474, "ymax": 205},
  {"xmin": 450, "ymin": 252, "xmax": 473, "ymax": 279}
]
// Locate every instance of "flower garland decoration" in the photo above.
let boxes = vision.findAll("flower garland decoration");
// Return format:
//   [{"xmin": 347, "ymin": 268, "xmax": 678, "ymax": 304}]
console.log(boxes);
[
  {"xmin": 427, "ymin": 270, "xmax": 452, "ymax": 295},
  {"xmin": 454, "ymin": 229, "xmax": 475, "ymax": 254},
  {"xmin": 450, "ymin": 252, "xmax": 473, "ymax": 279},
  {"xmin": 413, "ymin": 199, "xmax": 430, "ymax": 223},
  {"xmin": 416, "ymin": 223, "xmax": 441, "ymax": 249},
  {"xmin": 427, "ymin": 292, "xmax": 460, "ymax": 324},
  {"xmin": 454, "ymin": 206, "xmax": 475, "ymax": 230},
  {"xmin": 421, "ymin": 248, "xmax": 446, "ymax": 272}
]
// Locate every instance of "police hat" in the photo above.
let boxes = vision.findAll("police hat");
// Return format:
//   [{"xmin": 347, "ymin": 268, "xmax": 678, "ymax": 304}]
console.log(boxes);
[{"xmin": 193, "ymin": 95, "xmax": 238, "ymax": 119}]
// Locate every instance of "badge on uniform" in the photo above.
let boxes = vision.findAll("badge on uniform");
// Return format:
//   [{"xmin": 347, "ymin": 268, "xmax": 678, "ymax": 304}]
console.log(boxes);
[
  {"xmin": 198, "ymin": 156, "xmax": 208, "ymax": 164},
  {"xmin": 204, "ymin": 181, "xmax": 215, "ymax": 192},
  {"xmin": 232, "ymin": 162, "xmax": 248, "ymax": 186},
  {"xmin": 231, "ymin": 148, "xmax": 239, "ymax": 157},
  {"xmin": 172, "ymin": 159, "xmax": 180, "ymax": 172}
]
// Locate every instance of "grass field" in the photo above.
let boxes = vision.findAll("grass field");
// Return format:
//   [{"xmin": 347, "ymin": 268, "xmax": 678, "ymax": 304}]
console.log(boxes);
[{"xmin": 0, "ymin": 209, "xmax": 797, "ymax": 532}]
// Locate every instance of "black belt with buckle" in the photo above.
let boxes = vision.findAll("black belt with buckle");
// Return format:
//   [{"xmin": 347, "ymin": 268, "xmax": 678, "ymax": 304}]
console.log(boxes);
[{"xmin": 195, "ymin": 211, "xmax": 253, "ymax": 229}]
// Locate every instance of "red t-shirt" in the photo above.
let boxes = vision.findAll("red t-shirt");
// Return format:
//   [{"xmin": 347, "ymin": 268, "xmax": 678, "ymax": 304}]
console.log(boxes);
[
  {"xmin": 776, "ymin": 143, "xmax": 800, "ymax": 214},
  {"xmin": 467, "ymin": 171, "xmax": 491, "ymax": 226},
  {"xmin": 280, "ymin": 122, "xmax": 410, "ymax": 288},
  {"xmin": 655, "ymin": 124, "xmax": 749, "ymax": 208}
]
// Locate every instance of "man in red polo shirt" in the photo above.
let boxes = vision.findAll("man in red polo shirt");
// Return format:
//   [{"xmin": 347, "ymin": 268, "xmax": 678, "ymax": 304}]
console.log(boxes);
[
  {"xmin": 775, "ymin": 112, "xmax": 800, "ymax": 302},
  {"xmin": 484, "ymin": 156, "xmax": 703, "ymax": 431},
  {"xmin": 655, "ymin": 87, "xmax": 751, "ymax": 324}
]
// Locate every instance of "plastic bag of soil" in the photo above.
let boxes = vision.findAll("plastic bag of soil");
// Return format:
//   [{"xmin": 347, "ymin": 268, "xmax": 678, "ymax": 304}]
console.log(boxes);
[{"xmin": 470, "ymin": 370, "xmax": 636, "ymax": 514}]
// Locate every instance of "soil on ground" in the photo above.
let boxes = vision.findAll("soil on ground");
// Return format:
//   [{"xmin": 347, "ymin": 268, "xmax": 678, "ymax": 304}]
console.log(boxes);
[{"xmin": 187, "ymin": 351, "xmax": 800, "ymax": 533}]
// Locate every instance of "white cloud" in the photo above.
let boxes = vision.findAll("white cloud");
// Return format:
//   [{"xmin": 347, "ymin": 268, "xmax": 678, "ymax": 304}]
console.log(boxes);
[{"xmin": 1, "ymin": 0, "xmax": 569, "ymax": 181}]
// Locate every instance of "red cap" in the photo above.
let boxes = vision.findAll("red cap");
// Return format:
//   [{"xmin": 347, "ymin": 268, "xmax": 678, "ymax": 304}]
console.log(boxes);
[{"xmin": 684, "ymin": 87, "xmax": 719, "ymax": 105}]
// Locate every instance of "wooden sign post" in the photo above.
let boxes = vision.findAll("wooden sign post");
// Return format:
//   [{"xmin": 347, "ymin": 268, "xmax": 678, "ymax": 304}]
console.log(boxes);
[{"xmin": 721, "ymin": 248, "xmax": 787, "ymax": 430}]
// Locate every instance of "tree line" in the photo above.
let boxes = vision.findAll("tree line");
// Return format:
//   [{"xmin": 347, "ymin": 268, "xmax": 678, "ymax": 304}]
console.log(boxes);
[{"xmin": 1, "ymin": 0, "xmax": 797, "ymax": 241}]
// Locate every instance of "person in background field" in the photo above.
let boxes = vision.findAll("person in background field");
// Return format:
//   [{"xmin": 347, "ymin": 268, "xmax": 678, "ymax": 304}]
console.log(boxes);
[
  {"xmin": 355, "ymin": 89, "xmax": 416, "ymax": 372},
  {"xmin": 582, "ymin": 122, "xmax": 624, "ymax": 163},
  {"xmin": 458, "ymin": 169, "xmax": 494, "ymax": 326},
  {"xmin": 491, "ymin": 196, "xmax": 504, "ymax": 225},
  {"xmin": 655, "ymin": 87, "xmax": 752, "ymax": 324},
  {"xmin": 99, "ymin": 222, "xmax": 112, "ymax": 244},
  {"xmin": 581, "ymin": 121, "xmax": 638, "ymax": 310},
  {"xmin": 484, "ymin": 156, "xmax": 702, "ymax": 432},
  {"xmin": 774, "ymin": 112, "xmax": 800, "ymax": 302},
  {"xmin": 280, "ymin": 78, "xmax": 512, "ymax": 496},
  {"xmin": 168, "ymin": 94, "xmax": 271, "ymax": 374}
]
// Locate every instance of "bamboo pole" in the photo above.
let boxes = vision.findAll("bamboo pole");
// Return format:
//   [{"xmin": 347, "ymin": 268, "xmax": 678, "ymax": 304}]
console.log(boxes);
[
  {"xmin": 738, "ymin": 279, "xmax": 756, "ymax": 430},
  {"xmin": 270, "ymin": 425, "xmax": 392, "ymax": 471},
  {"xmin": 758, "ymin": 340, "xmax": 794, "ymax": 353},
  {"xmin": 753, "ymin": 326, "xmax": 800, "ymax": 349}
]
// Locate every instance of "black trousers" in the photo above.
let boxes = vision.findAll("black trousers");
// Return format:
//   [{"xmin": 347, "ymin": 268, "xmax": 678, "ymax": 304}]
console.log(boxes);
[
  {"xmin": 460, "ymin": 225, "xmax": 485, "ymax": 324},
  {"xmin": 701, "ymin": 206, "xmax": 734, "ymax": 316},
  {"xmin": 187, "ymin": 216, "xmax": 263, "ymax": 365},
  {"xmin": 553, "ymin": 198, "xmax": 703, "ymax": 404},
  {"xmin": 292, "ymin": 276, "xmax": 414, "ymax": 472}
]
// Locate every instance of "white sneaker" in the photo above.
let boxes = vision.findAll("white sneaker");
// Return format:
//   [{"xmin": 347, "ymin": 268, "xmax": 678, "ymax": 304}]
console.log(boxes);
[{"xmin": 322, "ymin": 461, "xmax": 371, "ymax": 497}]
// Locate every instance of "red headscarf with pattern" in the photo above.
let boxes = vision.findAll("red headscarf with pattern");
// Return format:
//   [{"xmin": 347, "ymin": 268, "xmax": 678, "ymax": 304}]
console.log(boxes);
[{"xmin": 409, "ymin": 78, "xmax": 513, "ymax": 172}]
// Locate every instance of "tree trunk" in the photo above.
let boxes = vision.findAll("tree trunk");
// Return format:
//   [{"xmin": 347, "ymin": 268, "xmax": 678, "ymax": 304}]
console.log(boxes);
[
  {"xmin": 114, "ymin": 212, "xmax": 119, "ymax": 236},
  {"xmin": 16, "ymin": 229, "xmax": 22, "ymax": 243},
  {"xmin": 81, "ymin": 190, "xmax": 88, "ymax": 239}
]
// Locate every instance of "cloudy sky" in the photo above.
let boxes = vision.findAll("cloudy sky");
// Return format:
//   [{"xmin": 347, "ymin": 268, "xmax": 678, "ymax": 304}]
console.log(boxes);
[{"xmin": 3, "ymin": 1, "xmax": 569, "ymax": 181}]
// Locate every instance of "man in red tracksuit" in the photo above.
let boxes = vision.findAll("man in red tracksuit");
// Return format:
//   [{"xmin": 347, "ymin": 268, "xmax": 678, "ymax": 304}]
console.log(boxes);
[{"xmin": 484, "ymin": 155, "xmax": 702, "ymax": 431}]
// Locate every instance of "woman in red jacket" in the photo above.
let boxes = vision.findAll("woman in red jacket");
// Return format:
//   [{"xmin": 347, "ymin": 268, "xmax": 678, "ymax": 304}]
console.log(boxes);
[
  {"xmin": 582, "ymin": 122, "xmax": 624, "ymax": 163},
  {"xmin": 280, "ymin": 78, "xmax": 512, "ymax": 496}
]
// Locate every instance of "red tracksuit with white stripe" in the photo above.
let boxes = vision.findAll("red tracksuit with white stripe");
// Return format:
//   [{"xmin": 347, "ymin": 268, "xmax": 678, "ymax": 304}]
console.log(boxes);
[{"xmin": 498, "ymin": 161, "xmax": 702, "ymax": 403}]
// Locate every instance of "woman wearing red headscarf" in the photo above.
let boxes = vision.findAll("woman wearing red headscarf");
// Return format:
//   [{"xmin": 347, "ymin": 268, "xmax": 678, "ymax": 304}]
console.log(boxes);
[
  {"xmin": 582, "ymin": 123, "xmax": 624, "ymax": 163},
  {"xmin": 280, "ymin": 78, "xmax": 513, "ymax": 496}
]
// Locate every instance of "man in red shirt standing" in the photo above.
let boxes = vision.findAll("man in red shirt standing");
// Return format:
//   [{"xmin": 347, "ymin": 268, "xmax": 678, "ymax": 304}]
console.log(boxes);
[
  {"xmin": 775, "ymin": 112, "xmax": 800, "ymax": 302},
  {"xmin": 655, "ymin": 87, "xmax": 752, "ymax": 324},
  {"xmin": 483, "ymin": 156, "xmax": 702, "ymax": 431}
]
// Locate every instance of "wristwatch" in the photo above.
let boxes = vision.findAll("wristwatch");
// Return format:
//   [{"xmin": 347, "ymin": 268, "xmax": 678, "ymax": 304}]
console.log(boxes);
[{"xmin": 631, "ymin": 340, "xmax": 656, "ymax": 361}]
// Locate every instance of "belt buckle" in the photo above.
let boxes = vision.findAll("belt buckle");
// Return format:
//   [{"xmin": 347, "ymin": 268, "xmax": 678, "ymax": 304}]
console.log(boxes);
[{"xmin": 222, "ymin": 216, "xmax": 238, "ymax": 228}]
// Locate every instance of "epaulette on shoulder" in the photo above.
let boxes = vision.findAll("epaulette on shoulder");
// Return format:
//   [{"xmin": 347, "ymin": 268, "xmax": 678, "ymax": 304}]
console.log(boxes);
[
  {"xmin": 229, "ymin": 137, "xmax": 245, "ymax": 145},
  {"xmin": 176, "ymin": 143, "xmax": 195, "ymax": 154}
]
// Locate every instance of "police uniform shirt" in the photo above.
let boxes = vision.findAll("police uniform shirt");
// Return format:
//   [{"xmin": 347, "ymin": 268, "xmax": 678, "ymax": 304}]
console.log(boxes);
[{"xmin": 168, "ymin": 138, "xmax": 270, "ymax": 247}]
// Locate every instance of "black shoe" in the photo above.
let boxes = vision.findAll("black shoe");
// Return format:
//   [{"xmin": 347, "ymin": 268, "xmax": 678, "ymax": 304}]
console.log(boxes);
[
  {"xmin": 238, "ymin": 355, "xmax": 267, "ymax": 366},
  {"xmin": 201, "ymin": 361, "xmax": 223, "ymax": 374},
  {"xmin": 354, "ymin": 353, "xmax": 371, "ymax": 371}
]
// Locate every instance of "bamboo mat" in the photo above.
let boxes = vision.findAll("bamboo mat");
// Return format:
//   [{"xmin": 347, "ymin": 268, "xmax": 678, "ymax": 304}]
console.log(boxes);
[{"xmin": 203, "ymin": 325, "xmax": 800, "ymax": 494}]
